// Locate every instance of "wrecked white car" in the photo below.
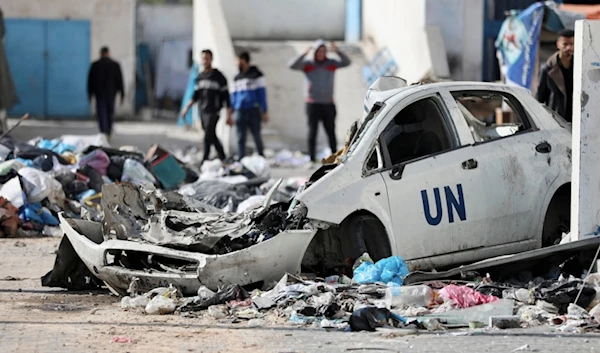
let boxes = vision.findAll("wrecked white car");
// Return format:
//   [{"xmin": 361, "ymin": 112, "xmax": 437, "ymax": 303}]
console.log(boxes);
[
  {"xmin": 47, "ymin": 77, "xmax": 572, "ymax": 296},
  {"xmin": 297, "ymin": 77, "xmax": 572, "ymax": 273}
]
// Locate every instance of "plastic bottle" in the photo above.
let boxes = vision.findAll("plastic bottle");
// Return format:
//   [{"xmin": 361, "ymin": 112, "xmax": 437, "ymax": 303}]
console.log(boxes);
[{"xmin": 385, "ymin": 285, "xmax": 434, "ymax": 308}]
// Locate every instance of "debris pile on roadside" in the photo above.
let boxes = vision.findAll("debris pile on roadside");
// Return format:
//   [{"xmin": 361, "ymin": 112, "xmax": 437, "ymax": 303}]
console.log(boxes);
[
  {"xmin": 0, "ymin": 133, "xmax": 308, "ymax": 239},
  {"xmin": 114, "ymin": 250, "xmax": 600, "ymax": 334}
]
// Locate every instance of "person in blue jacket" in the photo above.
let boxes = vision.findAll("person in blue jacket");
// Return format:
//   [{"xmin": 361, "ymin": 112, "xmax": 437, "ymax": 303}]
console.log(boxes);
[{"xmin": 229, "ymin": 52, "xmax": 268, "ymax": 159}]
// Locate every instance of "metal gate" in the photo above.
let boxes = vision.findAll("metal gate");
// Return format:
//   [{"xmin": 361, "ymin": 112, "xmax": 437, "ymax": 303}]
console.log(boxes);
[
  {"xmin": 482, "ymin": 0, "xmax": 539, "ymax": 82},
  {"xmin": 4, "ymin": 19, "xmax": 90, "ymax": 117}
]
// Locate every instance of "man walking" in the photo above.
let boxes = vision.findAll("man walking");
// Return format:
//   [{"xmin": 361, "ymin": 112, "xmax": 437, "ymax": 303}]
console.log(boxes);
[
  {"xmin": 181, "ymin": 49, "xmax": 231, "ymax": 163},
  {"xmin": 87, "ymin": 47, "xmax": 124, "ymax": 140},
  {"xmin": 230, "ymin": 52, "xmax": 267, "ymax": 159},
  {"xmin": 289, "ymin": 40, "xmax": 351, "ymax": 162},
  {"xmin": 536, "ymin": 29, "xmax": 575, "ymax": 122}
]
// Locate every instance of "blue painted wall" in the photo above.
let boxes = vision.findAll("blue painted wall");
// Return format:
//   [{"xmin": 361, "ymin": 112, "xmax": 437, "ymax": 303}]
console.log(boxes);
[{"xmin": 4, "ymin": 19, "xmax": 90, "ymax": 118}]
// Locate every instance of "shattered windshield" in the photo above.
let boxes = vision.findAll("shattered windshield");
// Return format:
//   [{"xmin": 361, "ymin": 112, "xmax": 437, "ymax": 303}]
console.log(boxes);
[{"xmin": 347, "ymin": 102, "xmax": 385, "ymax": 155}]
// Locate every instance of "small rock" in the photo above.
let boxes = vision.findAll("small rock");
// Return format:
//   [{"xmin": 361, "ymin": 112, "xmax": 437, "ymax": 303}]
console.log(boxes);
[{"xmin": 14, "ymin": 241, "xmax": 26, "ymax": 247}]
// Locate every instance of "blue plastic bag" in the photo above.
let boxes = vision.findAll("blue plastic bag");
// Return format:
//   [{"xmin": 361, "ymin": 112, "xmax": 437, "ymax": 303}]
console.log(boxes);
[
  {"xmin": 19, "ymin": 203, "xmax": 59, "ymax": 226},
  {"xmin": 353, "ymin": 256, "xmax": 409, "ymax": 286}
]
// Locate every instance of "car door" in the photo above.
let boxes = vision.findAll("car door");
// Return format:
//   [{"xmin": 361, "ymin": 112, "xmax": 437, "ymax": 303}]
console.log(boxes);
[
  {"xmin": 447, "ymin": 88, "xmax": 561, "ymax": 245},
  {"xmin": 375, "ymin": 90, "xmax": 523, "ymax": 262}
]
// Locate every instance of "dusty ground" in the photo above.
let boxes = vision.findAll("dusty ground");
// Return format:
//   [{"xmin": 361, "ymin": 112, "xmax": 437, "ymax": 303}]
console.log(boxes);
[{"xmin": 2, "ymin": 237, "xmax": 600, "ymax": 353}]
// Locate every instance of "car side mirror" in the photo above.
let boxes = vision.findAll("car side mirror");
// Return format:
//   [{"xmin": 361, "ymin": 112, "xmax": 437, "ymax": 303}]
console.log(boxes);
[{"xmin": 389, "ymin": 165, "xmax": 404, "ymax": 180}]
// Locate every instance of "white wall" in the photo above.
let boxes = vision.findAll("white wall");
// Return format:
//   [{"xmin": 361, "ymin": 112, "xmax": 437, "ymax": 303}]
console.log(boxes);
[
  {"xmin": 1, "ymin": 0, "xmax": 136, "ymax": 116},
  {"xmin": 221, "ymin": 0, "xmax": 345, "ymax": 40},
  {"xmin": 362, "ymin": 0, "xmax": 483, "ymax": 83},
  {"xmin": 362, "ymin": 0, "xmax": 432, "ymax": 84},
  {"xmin": 193, "ymin": 0, "xmax": 237, "ymax": 155},
  {"xmin": 425, "ymin": 0, "xmax": 483, "ymax": 81},
  {"xmin": 138, "ymin": 4, "xmax": 193, "ymax": 64}
]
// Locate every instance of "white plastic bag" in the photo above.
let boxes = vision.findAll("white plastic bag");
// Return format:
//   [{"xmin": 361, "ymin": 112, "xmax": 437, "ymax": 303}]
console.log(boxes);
[
  {"xmin": 18, "ymin": 167, "xmax": 52, "ymax": 203},
  {"xmin": 197, "ymin": 285, "xmax": 216, "ymax": 300},
  {"xmin": 145, "ymin": 295, "xmax": 176, "ymax": 315},
  {"xmin": 241, "ymin": 155, "xmax": 270, "ymax": 178},
  {"xmin": 0, "ymin": 177, "xmax": 25, "ymax": 208}
]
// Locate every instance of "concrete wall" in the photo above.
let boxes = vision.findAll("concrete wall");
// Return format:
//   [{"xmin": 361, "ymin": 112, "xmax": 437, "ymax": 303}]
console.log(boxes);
[
  {"xmin": 1, "ymin": 0, "xmax": 136, "ymax": 116},
  {"xmin": 362, "ymin": 0, "xmax": 431, "ymax": 84},
  {"xmin": 571, "ymin": 20, "xmax": 600, "ymax": 240},
  {"xmin": 138, "ymin": 4, "xmax": 193, "ymax": 65},
  {"xmin": 362, "ymin": 0, "xmax": 483, "ymax": 82},
  {"xmin": 221, "ymin": 0, "xmax": 345, "ymax": 40},
  {"xmin": 425, "ymin": 0, "xmax": 483, "ymax": 81}
]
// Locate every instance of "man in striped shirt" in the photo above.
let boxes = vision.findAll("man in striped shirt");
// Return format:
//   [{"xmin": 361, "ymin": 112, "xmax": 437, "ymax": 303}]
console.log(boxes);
[{"xmin": 229, "ymin": 52, "xmax": 268, "ymax": 159}]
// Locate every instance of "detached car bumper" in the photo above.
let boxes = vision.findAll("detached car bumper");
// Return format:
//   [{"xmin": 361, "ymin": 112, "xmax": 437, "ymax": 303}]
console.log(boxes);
[{"xmin": 59, "ymin": 214, "xmax": 316, "ymax": 296}]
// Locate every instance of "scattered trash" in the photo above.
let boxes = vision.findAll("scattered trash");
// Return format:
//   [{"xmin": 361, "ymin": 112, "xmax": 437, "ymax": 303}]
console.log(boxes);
[
  {"xmin": 349, "ymin": 307, "xmax": 407, "ymax": 332},
  {"xmin": 121, "ymin": 295, "xmax": 150, "ymax": 309},
  {"xmin": 385, "ymin": 285, "xmax": 433, "ymax": 308},
  {"xmin": 438, "ymin": 285, "xmax": 498, "ymax": 309},
  {"xmin": 208, "ymin": 305, "xmax": 229, "ymax": 319},
  {"xmin": 111, "ymin": 336, "xmax": 131, "ymax": 344},
  {"xmin": 353, "ymin": 255, "xmax": 409, "ymax": 286},
  {"xmin": 489, "ymin": 315, "xmax": 521, "ymax": 329},
  {"xmin": 512, "ymin": 344, "xmax": 536, "ymax": 352},
  {"xmin": 145, "ymin": 294, "xmax": 177, "ymax": 315}
]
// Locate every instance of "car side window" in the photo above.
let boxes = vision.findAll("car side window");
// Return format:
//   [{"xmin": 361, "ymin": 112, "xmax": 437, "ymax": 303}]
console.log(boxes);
[
  {"xmin": 452, "ymin": 91, "xmax": 534, "ymax": 144},
  {"xmin": 380, "ymin": 96, "xmax": 454, "ymax": 168}
]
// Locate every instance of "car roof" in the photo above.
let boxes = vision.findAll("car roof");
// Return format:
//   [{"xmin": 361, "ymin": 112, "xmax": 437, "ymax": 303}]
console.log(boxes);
[{"xmin": 376, "ymin": 81, "xmax": 528, "ymax": 103}]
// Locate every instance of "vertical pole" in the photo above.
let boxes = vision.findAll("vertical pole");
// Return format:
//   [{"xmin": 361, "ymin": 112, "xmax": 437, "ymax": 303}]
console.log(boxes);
[
  {"xmin": 571, "ymin": 20, "xmax": 600, "ymax": 240},
  {"xmin": 345, "ymin": 0, "xmax": 362, "ymax": 43}
]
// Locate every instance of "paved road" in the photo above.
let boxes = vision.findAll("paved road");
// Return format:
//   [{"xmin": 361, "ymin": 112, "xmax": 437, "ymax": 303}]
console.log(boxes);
[{"xmin": 1, "ymin": 237, "xmax": 599, "ymax": 353}]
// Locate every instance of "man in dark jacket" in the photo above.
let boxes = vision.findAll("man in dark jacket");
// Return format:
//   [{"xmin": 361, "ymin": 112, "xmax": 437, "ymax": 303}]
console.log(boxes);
[
  {"xmin": 87, "ymin": 46, "xmax": 124, "ymax": 140},
  {"xmin": 181, "ymin": 49, "xmax": 232, "ymax": 163},
  {"xmin": 536, "ymin": 30, "xmax": 575, "ymax": 122},
  {"xmin": 289, "ymin": 40, "xmax": 351, "ymax": 162},
  {"xmin": 230, "ymin": 52, "xmax": 267, "ymax": 159}
]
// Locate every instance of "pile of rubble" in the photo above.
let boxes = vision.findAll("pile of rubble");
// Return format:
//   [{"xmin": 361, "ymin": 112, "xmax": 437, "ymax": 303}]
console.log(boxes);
[{"xmin": 116, "ymin": 254, "xmax": 600, "ymax": 334}]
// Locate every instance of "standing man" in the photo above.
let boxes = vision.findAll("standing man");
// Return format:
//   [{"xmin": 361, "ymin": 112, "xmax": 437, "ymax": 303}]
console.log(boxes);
[
  {"xmin": 181, "ymin": 49, "xmax": 231, "ymax": 163},
  {"xmin": 87, "ymin": 46, "xmax": 124, "ymax": 140},
  {"xmin": 230, "ymin": 52, "xmax": 267, "ymax": 159},
  {"xmin": 289, "ymin": 40, "xmax": 351, "ymax": 162},
  {"xmin": 536, "ymin": 29, "xmax": 575, "ymax": 122}
]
